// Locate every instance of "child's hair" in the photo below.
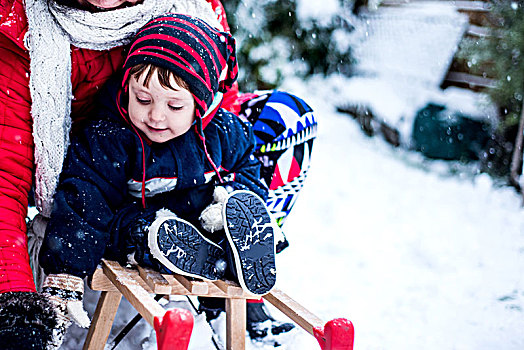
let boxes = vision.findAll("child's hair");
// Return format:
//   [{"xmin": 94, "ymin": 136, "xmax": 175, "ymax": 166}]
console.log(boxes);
[
  {"xmin": 119, "ymin": 14, "xmax": 238, "ymax": 207},
  {"xmin": 121, "ymin": 13, "xmax": 238, "ymax": 119},
  {"xmin": 128, "ymin": 63, "xmax": 190, "ymax": 92}
]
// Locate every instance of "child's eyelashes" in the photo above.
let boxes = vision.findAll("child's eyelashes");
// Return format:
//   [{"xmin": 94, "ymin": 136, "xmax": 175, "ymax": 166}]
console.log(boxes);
[
  {"xmin": 136, "ymin": 97, "xmax": 151, "ymax": 105},
  {"xmin": 135, "ymin": 96, "xmax": 183, "ymax": 111}
]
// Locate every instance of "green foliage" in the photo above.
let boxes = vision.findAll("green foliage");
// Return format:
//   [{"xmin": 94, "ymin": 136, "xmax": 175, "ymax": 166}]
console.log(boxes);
[
  {"xmin": 459, "ymin": 1, "xmax": 524, "ymax": 123},
  {"xmin": 457, "ymin": 0, "xmax": 524, "ymax": 176},
  {"xmin": 222, "ymin": 0, "xmax": 354, "ymax": 90}
]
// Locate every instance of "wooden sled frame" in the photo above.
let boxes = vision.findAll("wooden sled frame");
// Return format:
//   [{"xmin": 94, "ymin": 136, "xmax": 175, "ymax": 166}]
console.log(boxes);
[{"xmin": 84, "ymin": 259, "xmax": 354, "ymax": 350}]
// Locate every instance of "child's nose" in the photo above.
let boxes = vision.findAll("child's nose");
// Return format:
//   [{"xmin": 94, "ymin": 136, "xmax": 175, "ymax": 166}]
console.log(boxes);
[{"xmin": 150, "ymin": 106, "xmax": 165, "ymax": 122}]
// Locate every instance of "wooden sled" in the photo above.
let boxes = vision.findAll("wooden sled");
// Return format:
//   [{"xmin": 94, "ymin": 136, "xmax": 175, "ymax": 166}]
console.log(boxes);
[{"xmin": 84, "ymin": 259, "xmax": 354, "ymax": 350}]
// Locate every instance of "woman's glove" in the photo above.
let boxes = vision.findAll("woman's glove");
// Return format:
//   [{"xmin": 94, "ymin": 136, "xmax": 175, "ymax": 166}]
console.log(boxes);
[
  {"xmin": 42, "ymin": 274, "xmax": 90, "ymax": 348},
  {"xmin": 199, "ymin": 186, "xmax": 230, "ymax": 233},
  {"xmin": 0, "ymin": 291, "xmax": 58, "ymax": 349}
]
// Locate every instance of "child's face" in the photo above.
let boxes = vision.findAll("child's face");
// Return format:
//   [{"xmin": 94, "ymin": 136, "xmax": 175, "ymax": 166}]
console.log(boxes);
[{"xmin": 128, "ymin": 71, "xmax": 195, "ymax": 143}]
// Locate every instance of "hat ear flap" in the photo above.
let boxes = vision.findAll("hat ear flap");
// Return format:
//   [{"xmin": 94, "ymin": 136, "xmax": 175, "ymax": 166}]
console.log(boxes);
[{"xmin": 219, "ymin": 32, "xmax": 238, "ymax": 93}]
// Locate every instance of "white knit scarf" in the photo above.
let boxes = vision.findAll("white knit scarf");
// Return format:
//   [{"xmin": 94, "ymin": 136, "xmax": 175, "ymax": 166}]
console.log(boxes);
[{"xmin": 24, "ymin": 0, "xmax": 221, "ymax": 217}]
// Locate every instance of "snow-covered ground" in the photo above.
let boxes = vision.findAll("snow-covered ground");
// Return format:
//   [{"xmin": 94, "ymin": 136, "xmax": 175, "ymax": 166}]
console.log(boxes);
[
  {"xmin": 276, "ymin": 76, "xmax": 524, "ymax": 350},
  {"xmin": 63, "ymin": 75, "xmax": 524, "ymax": 349}
]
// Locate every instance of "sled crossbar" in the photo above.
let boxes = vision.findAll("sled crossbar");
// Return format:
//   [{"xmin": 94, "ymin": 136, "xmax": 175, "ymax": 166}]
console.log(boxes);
[{"xmin": 84, "ymin": 259, "xmax": 354, "ymax": 350}]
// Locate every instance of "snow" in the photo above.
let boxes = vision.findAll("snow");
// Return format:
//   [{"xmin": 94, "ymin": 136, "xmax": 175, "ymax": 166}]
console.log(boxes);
[
  {"xmin": 332, "ymin": 76, "xmax": 498, "ymax": 145},
  {"xmin": 60, "ymin": 74, "xmax": 524, "ymax": 349},
  {"xmin": 279, "ymin": 76, "xmax": 524, "ymax": 350},
  {"xmin": 296, "ymin": 0, "xmax": 340, "ymax": 25},
  {"xmin": 329, "ymin": 75, "xmax": 434, "ymax": 143}
]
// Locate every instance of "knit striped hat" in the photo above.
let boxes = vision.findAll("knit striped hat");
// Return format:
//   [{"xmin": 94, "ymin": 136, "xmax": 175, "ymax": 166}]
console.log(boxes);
[{"xmin": 122, "ymin": 13, "xmax": 238, "ymax": 120}]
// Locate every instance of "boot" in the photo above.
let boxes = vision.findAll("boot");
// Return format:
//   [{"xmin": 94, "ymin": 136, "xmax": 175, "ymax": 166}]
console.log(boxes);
[
  {"xmin": 148, "ymin": 213, "xmax": 226, "ymax": 280},
  {"xmin": 197, "ymin": 297, "xmax": 225, "ymax": 322},
  {"xmin": 246, "ymin": 300, "xmax": 295, "ymax": 340},
  {"xmin": 197, "ymin": 297, "xmax": 295, "ymax": 341},
  {"xmin": 222, "ymin": 190, "xmax": 277, "ymax": 296}
]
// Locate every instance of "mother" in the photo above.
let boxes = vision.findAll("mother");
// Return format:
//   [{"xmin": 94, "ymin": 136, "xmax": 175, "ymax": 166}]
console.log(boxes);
[{"xmin": 0, "ymin": 0, "xmax": 316, "ymax": 347}]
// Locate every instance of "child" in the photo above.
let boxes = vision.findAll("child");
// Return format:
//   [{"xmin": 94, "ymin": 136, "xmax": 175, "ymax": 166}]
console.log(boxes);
[{"xmin": 38, "ymin": 13, "xmax": 277, "ymax": 341}]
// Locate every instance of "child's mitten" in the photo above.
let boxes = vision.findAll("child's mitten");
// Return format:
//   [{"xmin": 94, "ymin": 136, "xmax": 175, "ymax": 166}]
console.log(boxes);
[
  {"xmin": 42, "ymin": 274, "xmax": 90, "ymax": 348},
  {"xmin": 200, "ymin": 186, "xmax": 229, "ymax": 233}
]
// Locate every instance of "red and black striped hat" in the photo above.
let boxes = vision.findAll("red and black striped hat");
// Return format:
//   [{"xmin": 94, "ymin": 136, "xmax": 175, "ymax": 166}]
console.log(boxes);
[{"xmin": 122, "ymin": 13, "xmax": 238, "ymax": 120}]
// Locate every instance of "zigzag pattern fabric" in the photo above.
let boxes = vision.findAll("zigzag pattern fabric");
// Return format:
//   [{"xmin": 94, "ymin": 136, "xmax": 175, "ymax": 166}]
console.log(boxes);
[
  {"xmin": 122, "ymin": 13, "xmax": 238, "ymax": 119},
  {"xmin": 239, "ymin": 91, "xmax": 317, "ymax": 226}
]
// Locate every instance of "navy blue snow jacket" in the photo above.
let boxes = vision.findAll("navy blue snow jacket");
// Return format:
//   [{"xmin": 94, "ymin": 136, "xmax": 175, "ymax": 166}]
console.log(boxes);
[{"xmin": 39, "ymin": 79, "xmax": 268, "ymax": 279}]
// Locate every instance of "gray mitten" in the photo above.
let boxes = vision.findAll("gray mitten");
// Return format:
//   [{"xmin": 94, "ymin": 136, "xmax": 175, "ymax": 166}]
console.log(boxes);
[{"xmin": 199, "ymin": 186, "xmax": 229, "ymax": 233}]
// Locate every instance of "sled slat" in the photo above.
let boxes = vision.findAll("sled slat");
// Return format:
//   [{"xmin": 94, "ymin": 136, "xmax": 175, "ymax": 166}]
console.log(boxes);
[
  {"xmin": 264, "ymin": 288, "xmax": 323, "ymax": 336},
  {"xmin": 173, "ymin": 274, "xmax": 209, "ymax": 295},
  {"xmin": 83, "ymin": 291, "xmax": 122, "ymax": 350},
  {"xmin": 205, "ymin": 282, "xmax": 231, "ymax": 297},
  {"xmin": 90, "ymin": 265, "xmax": 153, "ymax": 293},
  {"xmin": 226, "ymin": 298, "xmax": 246, "ymax": 350},
  {"xmin": 214, "ymin": 279, "xmax": 246, "ymax": 297},
  {"xmin": 138, "ymin": 266, "xmax": 172, "ymax": 294},
  {"xmin": 102, "ymin": 259, "xmax": 165, "ymax": 326},
  {"xmin": 162, "ymin": 274, "xmax": 191, "ymax": 294}
]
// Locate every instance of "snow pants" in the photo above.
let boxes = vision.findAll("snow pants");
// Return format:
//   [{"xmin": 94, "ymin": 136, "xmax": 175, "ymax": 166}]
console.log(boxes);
[{"xmin": 239, "ymin": 91, "xmax": 317, "ymax": 228}]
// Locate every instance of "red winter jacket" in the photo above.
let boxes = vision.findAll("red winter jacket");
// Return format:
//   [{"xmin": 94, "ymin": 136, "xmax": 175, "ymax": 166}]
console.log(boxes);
[{"xmin": 0, "ymin": 0, "xmax": 237, "ymax": 293}]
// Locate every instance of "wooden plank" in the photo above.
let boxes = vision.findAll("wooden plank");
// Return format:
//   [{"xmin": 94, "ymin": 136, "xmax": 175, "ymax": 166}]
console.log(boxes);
[
  {"xmin": 263, "ymin": 288, "xmax": 323, "ymax": 336},
  {"xmin": 467, "ymin": 24, "xmax": 491, "ymax": 37},
  {"xmin": 160, "ymin": 274, "xmax": 224, "ymax": 297},
  {"xmin": 162, "ymin": 274, "xmax": 191, "ymax": 294},
  {"xmin": 172, "ymin": 274, "xmax": 209, "ymax": 295},
  {"xmin": 90, "ymin": 266, "xmax": 153, "ymax": 293},
  {"xmin": 83, "ymin": 291, "xmax": 122, "ymax": 350},
  {"xmin": 444, "ymin": 71, "xmax": 497, "ymax": 88},
  {"xmin": 453, "ymin": 0, "xmax": 492, "ymax": 12},
  {"xmin": 204, "ymin": 282, "xmax": 231, "ymax": 298},
  {"xmin": 509, "ymin": 102, "xmax": 524, "ymax": 190},
  {"xmin": 225, "ymin": 298, "xmax": 246, "ymax": 350},
  {"xmin": 138, "ymin": 266, "xmax": 172, "ymax": 294},
  {"xmin": 102, "ymin": 259, "xmax": 165, "ymax": 327},
  {"xmin": 213, "ymin": 279, "xmax": 246, "ymax": 297},
  {"xmin": 92, "ymin": 263, "xmax": 256, "ymax": 298},
  {"xmin": 380, "ymin": 0, "xmax": 491, "ymax": 12}
]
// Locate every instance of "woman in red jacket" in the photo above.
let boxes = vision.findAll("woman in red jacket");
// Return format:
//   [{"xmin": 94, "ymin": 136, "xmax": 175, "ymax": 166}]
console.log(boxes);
[{"xmin": 0, "ymin": 0, "xmax": 316, "ymax": 347}]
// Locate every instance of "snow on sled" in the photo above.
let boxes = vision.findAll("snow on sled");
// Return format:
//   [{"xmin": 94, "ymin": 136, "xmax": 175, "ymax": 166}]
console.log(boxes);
[{"xmin": 85, "ymin": 259, "xmax": 354, "ymax": 350}]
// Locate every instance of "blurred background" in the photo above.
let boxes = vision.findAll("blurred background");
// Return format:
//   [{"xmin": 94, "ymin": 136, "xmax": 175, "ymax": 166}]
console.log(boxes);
[{"xmin": 224, "ymin": 0, "xmax": 524, "ymax": 196}]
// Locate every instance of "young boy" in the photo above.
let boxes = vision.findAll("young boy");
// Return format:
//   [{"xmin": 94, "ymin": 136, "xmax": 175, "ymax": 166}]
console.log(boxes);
[{"xmin": 38, "ymin": 13, "xmax": 277, "ymax": 339}]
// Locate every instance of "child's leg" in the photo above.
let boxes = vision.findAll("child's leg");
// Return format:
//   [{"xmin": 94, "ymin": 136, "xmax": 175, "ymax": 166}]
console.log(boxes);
[
  {"xmin": 236, "ymin": 91, "xmax": 316, "ymax": 338},
  {"xmin": 197, "ymin": 189, "xmax": 295, "ymax": 340},
  {"xmin": 145, "ymin": 213, "xmax": 227, "ymax": 281},
  {"xmin": 198, "ymin": 296, "xmax": 295, "ymax": 340},
  {"xmin": 238, "ymin": 91, "xmax": 317, "ymax": 228},
  {"xmin": 245, "ymin": 298, "xmax": 295, "ymax": 339},
  {"xmin": 222, "ymin": 190, "xmax": 276, "ymax": 296}
]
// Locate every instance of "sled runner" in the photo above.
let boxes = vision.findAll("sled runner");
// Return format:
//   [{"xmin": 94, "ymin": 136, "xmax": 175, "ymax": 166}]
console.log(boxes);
[{"xmin": 84, "ymin": 259, "xmax": 354, "ymax": 350}]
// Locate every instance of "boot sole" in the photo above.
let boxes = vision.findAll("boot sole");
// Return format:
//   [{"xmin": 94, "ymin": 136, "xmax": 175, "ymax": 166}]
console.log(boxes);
[
  {"xmin": 223, "ymin": 191, "xmax": 277, "ymax": 295},
  {"xmin": 148, "ymin": 216, "xmax": 224, "ymax": 281}
]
